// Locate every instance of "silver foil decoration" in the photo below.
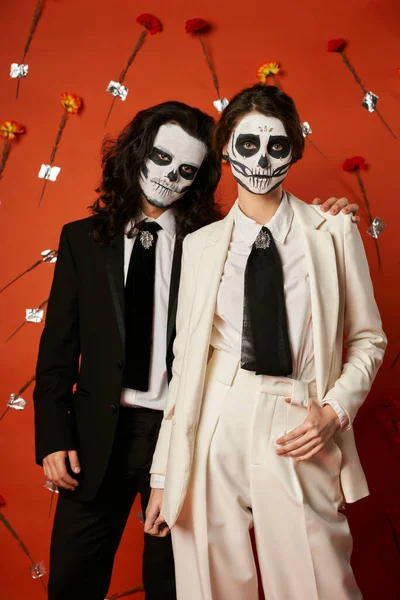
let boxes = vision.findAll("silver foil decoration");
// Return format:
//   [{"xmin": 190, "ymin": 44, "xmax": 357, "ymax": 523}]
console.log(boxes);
[
  {"xmin": 213, "ymin": 98, "xmax": 229, "ymax": 113},
  {"xmin": 38, "ymin": 164, "xmax": 61, "ymax": 181},
  {"xmin": 255, "ymin": 229, "xmax": 271, "ymax": 249},
  {"xmin": 106, "ymin": 80, "xmax": 128, "ymax": 101},
  {"xmin": 30, "ymin": 560, "xmax": 46, "ymax": 579},
  {"xmin": 140, "ymin": 230, "xmax": 154, "ymax": 249},
  {"xmin": 362, "ymin": 91, "xmax": 379, "ymax": 113},
  {"xmin": 367, "ymin": 217, "xmax": 386, "ymax": 239},
  {"xmin": 44, "ymin": 479, "xmax": 59, "ymax": 494},
  {"xmin": 10, "ymin": 63, "xmax": 29, "ymax": 79},
  {"xmin": 7, "ymin": 394, "xmax": 27, "ymax": 411},
  {"xmin": 136, "ymin": 511, "xmax": 144, "ymax": 524},
  {"xmin": 26, "ymin": 308, "xmax": 44, "ymax": 323},
  {"xmin": 301, "ymin": 121, "xmax": 312, "ymax": 137},
  {"xmin": 41, "ymin": 249, "xmax": 57, "ymax": 263}
]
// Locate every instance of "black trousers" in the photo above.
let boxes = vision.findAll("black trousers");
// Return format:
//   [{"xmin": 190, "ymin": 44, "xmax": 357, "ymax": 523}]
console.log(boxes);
[{"xmin": 48, "ymin": 407, "xmax": 176, "ymax": 600}]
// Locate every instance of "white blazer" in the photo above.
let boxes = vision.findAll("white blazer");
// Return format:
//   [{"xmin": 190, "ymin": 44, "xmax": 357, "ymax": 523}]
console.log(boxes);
[{"xmin": 151, "ymin": 193, "xmax": 387, "ymax": 527}]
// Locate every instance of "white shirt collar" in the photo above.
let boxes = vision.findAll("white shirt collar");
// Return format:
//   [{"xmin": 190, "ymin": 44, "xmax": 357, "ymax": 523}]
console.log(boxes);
[
  {"xmin": 233, "ymin": 192, "xmax": 293, "ymax": 247},
  {"xmin": 125, "ymin": 206, "xmax": 176, "ymax": 239}
]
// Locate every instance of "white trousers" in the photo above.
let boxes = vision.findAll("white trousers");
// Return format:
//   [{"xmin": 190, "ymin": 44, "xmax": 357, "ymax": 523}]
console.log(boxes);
[{"xmin": 171, "ymin": 350, "xmax": 361, "ymax": 600}]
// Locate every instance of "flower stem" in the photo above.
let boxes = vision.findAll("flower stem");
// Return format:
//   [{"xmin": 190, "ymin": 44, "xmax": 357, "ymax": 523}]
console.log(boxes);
[
  {"xmin": 340, "ymin": 52, "xmax": 367, "ymax": 95},
  {"xmin": 108, "ymin": 586, "xmax": 144, "ymax": 599},
  {"xmin": 271, "ymin": 74, "xmax": 279, "ymax": 88},
  {"xmin": 390, "ymin": 352, "xmax": 399, "ymax": 370},
  {"xmin": 0, "ymin": 259, "xmax": 42, "ymax": 294},
  {"xmin": 306, "ymin": 138, "xmax": 327, "ymax": 159},
  {"xmin": 340, "ymin": 52, "xmax": 396, "ymax": 139},
  {"xmin": 104, "ymin": 96, "xmax": 117, "ymax": 128},
  {"xmin": 39, "ymin": 111, "xmax": 68, "ymax": 206},
  {"xmin": 0, "ymin": 375, "xmax": 35, "ymax": 421},
  {"xmin": 0, "ymin": 512, "xmax": 47, "ymax": 591},
  {"xmin": 16, "ymin": 0, "xmax": 44, "ymax": 100},
  {"xmin": 119, "ymin": 29, "xmax": 148, "ymax": 84},
  {"xmin": 0, "ymin": 139, "xmax": 10, "ymax": 180},
  {"xmin": 197, "ymin": 33, "xmax": 221, "ymax": 99},
  {"xmin": 355, "ymin": 170, "xmax": 382, "ymax": 270}
]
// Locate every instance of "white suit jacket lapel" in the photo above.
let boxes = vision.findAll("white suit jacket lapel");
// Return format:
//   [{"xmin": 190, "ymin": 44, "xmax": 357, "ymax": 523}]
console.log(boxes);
[
  {"xmin": 289, "ymin": 194, "xmax": 339, "ymax": 399},
  {"xmin": 191, "ymin": 207, "xmax": 235, "ymax": 333}
]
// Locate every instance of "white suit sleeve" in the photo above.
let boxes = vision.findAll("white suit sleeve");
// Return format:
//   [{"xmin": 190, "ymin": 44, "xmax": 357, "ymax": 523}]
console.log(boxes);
[{"xmin": 322, "ymin": 216, "xmax": 387, "ymax": 424}]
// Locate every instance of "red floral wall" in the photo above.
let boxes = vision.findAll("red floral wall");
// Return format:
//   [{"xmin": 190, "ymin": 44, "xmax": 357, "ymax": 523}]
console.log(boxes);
[{"xmin": 1, "ymin": 0, "xmax": 399, "ymax": 598}]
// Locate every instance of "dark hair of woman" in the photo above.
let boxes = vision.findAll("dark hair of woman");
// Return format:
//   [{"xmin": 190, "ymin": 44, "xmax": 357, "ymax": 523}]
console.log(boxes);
[
  {"xmin": 91, "ymin": 101, "xmax": 221, "ymax": 246},
  {"xmin": 213, "ymin": 84, "xmax": 305, "ymax": 165}
]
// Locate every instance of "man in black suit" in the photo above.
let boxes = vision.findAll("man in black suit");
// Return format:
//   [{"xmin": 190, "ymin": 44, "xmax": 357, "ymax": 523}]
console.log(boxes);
[{"xmin": 34, "ymin": 99, "xmax": 357, "ymax": 600}]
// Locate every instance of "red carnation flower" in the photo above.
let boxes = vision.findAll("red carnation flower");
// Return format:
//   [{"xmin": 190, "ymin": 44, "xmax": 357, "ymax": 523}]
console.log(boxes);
[
  {"xmin": 327, "ymin": 38, "xmax": 346, "ymax": 52},
  {"xmin": 0, "ymin": 494, "xmax": 6, "ymax": 507},
  {"xmin": 342, "ymin": 156, "xmax": 366, "ymax": 171},
  {"xmin": 136, "ymin": 13, "xmax": 162, "ymax": 35},
  {"xmin": 185, "ymin": 18, "xmax": 209, "ymax": 34}
]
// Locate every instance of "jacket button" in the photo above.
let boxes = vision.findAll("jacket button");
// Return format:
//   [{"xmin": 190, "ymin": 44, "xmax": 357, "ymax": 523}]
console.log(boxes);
[
  {"xmin": 117, "ymin": 360, "xmax": 124, "ymax": 369},
  {"xmin": 110, "ymin": 404, "xmax": 118, "ymax": 414}
]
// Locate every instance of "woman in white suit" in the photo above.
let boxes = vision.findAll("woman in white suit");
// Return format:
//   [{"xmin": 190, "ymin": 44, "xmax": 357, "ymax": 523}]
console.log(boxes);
[{"xmin": 145, "ymin": 85, "xmax": 387, "ymax": 600}]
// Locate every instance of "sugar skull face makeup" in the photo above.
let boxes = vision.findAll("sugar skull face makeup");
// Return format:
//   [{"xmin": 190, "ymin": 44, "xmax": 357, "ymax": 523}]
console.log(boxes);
[
  {"xmin": 225, "ymin": 113, "xmax": 292, "ymax": 195},
  {"xmin": 140, "ymin": 123, "xmax": 207, "ymax": 208}
]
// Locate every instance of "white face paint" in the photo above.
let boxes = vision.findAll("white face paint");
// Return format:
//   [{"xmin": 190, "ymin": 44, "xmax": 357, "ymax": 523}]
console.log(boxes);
[
  {"xmin": 226, "ymin": 113, "xmax": 292, "ymax": 195},
  {"xmin": 140, "ymin": 123, "xmax": 207, "ymax": 208}
]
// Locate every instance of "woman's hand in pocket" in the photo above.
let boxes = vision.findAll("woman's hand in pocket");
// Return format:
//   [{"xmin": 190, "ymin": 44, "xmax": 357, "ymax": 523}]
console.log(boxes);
[{"xmin": 276, "ymin": 399, "xmax": 341, "ymax": 461}]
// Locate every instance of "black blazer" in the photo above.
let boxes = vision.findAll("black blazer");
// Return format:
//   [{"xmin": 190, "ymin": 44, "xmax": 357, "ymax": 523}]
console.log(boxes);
[{"xmin": 33, "ymin": 217, "xmax": 182, "ymax": 502}]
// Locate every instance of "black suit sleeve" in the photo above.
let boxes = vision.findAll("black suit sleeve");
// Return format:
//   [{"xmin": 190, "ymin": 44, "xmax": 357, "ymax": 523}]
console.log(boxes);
[{"xmin": 33, "ymin": 224, "xmax": 80, "ymax": 465}]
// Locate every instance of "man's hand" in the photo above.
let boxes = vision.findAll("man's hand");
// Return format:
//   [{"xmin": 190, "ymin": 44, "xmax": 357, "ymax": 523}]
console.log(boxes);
[
  {"xmin": 276, "ymin": 399, "xmax": 341, "ymax": 461},
  {"xmin": 144, "ymin": 488, "xmax": 170, "ymax": 537},
  {"xmin": 43, "ymin": 450, "xmax": 81, "ymax": 491},
  {"xmin": 312, "ymin": 197, "xmax": 360, "ymax": 224}
]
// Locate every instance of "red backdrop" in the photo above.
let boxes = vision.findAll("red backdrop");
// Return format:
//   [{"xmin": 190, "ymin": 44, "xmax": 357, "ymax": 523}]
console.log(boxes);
[{"xmin": 1, "ymin": 0, "xmax": 399, "ymax": 598}]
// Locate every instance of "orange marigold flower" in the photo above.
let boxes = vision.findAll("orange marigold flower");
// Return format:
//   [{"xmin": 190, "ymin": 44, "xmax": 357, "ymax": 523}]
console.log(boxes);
[
  {"xmin": 257, "ymin": 61, "xmax": 280, "ymax": 83},
  {"xmin": 61, "ymin": 92, "xmax": 82, "ymax": 114},
  {"xmin": 0, "ymin": 121, "xmax": 25, "ymax": 140}
]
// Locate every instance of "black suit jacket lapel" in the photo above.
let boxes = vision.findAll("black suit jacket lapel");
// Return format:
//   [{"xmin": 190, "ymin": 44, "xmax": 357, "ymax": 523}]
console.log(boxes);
[
  {"xmin": 105, "ymin": 233, "xmax": 125, "ymax": 348},
  {"xmin": 166, "ymin": 239, "xmax": 182, "ymax": 379}
]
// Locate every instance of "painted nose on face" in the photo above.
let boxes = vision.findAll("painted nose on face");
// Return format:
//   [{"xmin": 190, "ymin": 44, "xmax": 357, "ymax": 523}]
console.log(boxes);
[
  {"xmin": 258, "ymin": 154, "xmax": 270, "ymax": 169},
  {"xmin": 167, "ymin": 169, "xmax": 178, "ymax": 182}
]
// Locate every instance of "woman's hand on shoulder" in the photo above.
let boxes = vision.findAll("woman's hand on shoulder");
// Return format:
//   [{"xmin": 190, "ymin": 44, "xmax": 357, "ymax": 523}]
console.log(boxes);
[{"xmin": 312, "ymin": 197, "xmax": 360, "ymax": 224}]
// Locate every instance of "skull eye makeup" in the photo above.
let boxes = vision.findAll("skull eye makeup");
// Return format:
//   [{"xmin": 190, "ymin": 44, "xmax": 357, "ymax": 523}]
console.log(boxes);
[
  {"xmin": 149, "ymin": 147, "xmax": 172, "ymax": 166},
  {"xmin": 179, "ymin": 164, "xmax": 199, "ymax": 181},
  {"xmin": 267, "ymin": 136, "xmax": 291, "ymax": 159},
  {"xmin": 235, "ymin": 134, "xmax": 260, "ymax": 158}
]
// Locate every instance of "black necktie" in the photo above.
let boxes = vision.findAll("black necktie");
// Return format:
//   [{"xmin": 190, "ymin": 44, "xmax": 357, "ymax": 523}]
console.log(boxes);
[
  {"xmin": 123, "ymin": 221, "xmax": 162, "ymax": 391},
  {"xmin": 241, "ymin": 226, "xmax": 293, "ymax": 376}
]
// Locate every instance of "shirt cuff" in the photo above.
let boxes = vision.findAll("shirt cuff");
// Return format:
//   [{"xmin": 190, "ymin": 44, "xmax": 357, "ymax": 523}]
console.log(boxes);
[
  {"xmin": 150, "ymin": 474, "xmax": 165, "ymax": 489},
  {"xmin": 323, "ymin": 399, "xmax": 351, "ymax": 431}
]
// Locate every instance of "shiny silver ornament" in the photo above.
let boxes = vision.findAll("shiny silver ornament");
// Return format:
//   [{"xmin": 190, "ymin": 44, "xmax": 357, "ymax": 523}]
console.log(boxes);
[
  {"xmin": 213, "ymin": 98, "xmax": 229, "ymax": 113},
  {"xmin": 38, "ymin": 164, "xmax": 61, "ymax": 181},
  {"xmin": 367, "ymin": 217, "xmax": 386, "ymax": 239},
  {"xmin": 10, "ymin": 63, "xmax": 28, "ymax": 78},
  {"xmin": 26, "ymin": 308, "xmax": 44, "ymax": 323},
  {"xmin": 106, "ymin": 80, "xmax": 128, "ymax": 101},
  {"xmin": 255, "ymin": 229, "xmax": 271, "ymax": 249},
  {"xmin": 301, "ymin": 121, "xmax": 312, "ymax": 137},
  {"xmin": 30, "ymin": 561, "xmax": 46, "ymax": 579},
  {"xmin": 140, "ymin": 230, "xmax": 154, "ymax": 249},
  {"xmin": 7, "ymin": 394, "xmax": 26, "ymax": 411},
  {"xmin": 362, "ymin": 91, "xmax": 379, "ymax": 113},
  {"xmin": 44, "ymin": 479, "xmax": 59, "ymax": 494}
]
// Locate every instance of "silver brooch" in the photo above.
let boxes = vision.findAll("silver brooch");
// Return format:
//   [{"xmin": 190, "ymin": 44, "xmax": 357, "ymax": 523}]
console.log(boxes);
[
  {"xmin": 140, "ymin": 230, "xmax": 154, "ymax": 249},
  {"xmin": 255, "ymin": 229, "xmax": 271, "ymax": 249}
]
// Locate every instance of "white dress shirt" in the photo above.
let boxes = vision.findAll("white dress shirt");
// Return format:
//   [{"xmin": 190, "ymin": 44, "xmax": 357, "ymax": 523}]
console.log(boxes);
[
  {"xmin": 120, "ymin": 208, "xmax": 176, "ymax": 411},
  {"xmin": 210, "ymin": 194, "xmax": 348, "ymax": 428}
]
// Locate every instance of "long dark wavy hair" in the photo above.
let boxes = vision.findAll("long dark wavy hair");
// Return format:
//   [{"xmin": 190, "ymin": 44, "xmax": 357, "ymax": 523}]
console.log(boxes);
[
  {"xmin": 91, "ymin": 101, "xmax": 221, "ymax": 245},
  {"xmin": 213, "ymin": 84, "xmax": 305, "ymax": 164}
]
